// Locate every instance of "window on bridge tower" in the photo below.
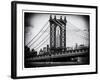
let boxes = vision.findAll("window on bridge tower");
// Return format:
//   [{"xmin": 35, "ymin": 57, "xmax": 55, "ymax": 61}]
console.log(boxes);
[{"xmin": 56, "ymin": 26, "xmax": 61, "ymax": 48}]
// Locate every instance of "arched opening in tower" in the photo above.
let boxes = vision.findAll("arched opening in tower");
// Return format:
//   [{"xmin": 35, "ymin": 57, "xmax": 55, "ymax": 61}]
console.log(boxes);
[{"xmin": 56, "ymin": 26, "xmax": 61, "ymax": 48}]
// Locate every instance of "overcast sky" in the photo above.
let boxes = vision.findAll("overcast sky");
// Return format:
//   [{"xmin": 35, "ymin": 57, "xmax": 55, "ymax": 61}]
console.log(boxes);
[{"xmin": 24, "ymin": 12, "xmax": 89, "ymax": 52}]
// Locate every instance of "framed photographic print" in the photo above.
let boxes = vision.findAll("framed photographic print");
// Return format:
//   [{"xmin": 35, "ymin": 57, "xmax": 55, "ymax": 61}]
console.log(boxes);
[{"xmin": 11, "ymin": 1, "xmax": 98, "ymax": 79}]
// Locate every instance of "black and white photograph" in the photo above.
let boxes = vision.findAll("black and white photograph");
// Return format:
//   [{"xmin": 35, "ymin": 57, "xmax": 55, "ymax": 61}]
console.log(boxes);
[
  {"xmin": 24, "ymin": 13, "xmax": 90, "ymax": 68},
  {"xmin": 11, "ymin": 1, "xmax": 97, "ymax": 79}
]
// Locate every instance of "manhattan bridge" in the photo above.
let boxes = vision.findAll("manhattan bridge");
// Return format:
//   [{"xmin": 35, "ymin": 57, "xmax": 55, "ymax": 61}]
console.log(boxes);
[{"xmin": 24, "ymin": 15, "xmax": 89, "ymax": 68}]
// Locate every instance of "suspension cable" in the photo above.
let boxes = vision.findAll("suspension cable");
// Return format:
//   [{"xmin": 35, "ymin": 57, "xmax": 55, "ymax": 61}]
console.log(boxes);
[
  {"xmin": 68, "ymin": 21, "xmax": 88, "ymax": 35},
  {"xmin": 26, "ymin": 21, "xmax": 49, "ymax": 46},
  {"xmin": 32, "ymin": 33, "xmax": 50, "ymax": 48},
  {"xmin": 35, "ymin": 36, "xmax": 50, "ymax": 50},
  {"xmin": 29, "ymin": 25, "xmax": 49, "ymax": 47}
]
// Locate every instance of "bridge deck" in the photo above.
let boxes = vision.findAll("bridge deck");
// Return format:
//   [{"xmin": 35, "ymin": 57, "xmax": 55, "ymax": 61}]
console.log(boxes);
[{"xmin": 27, "ymin": 50, "xmax": 89, "ymax": 61}]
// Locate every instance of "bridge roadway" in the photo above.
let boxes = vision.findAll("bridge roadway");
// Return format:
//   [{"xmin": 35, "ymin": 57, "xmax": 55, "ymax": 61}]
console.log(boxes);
[{"xmin": 27, "ymin": 49, "xmax": 89, "ymax": 61}]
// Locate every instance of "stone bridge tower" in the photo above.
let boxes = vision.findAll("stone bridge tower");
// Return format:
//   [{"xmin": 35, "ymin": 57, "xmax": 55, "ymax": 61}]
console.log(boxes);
[{"xmin": 49, "ymin": 15, "xmax": 67, "ymax": 53}]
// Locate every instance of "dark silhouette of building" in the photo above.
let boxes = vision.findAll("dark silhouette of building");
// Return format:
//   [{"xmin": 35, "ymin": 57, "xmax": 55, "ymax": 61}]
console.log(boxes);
[{"xmin": 25, "ymin": 46, "xmax": 37, "ymax": 59}]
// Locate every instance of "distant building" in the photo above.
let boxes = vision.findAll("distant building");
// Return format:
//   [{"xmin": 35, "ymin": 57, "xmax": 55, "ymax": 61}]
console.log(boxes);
[
  {"xmin": 25, "ymin": 46, "xmax": 30, "ymax": 52},
  {"xmin": 43, "ymin": 47, "xmax": 47, "ymax": 52},
  {"xmin": 39, "ymin": 49, "xmax": 44, "ymax": 54},
  {"xmin": 66, "ymin": 47, "xmax": 73, "ymax": 51},
  {"xmin": 74, "ymin": 43, "xmax": 78, "ymax": 49},
  {"xmin": 31, "ymin": 49, "xmax": 35, "ymax": 52},
  {"xmin": 47, "ymin": 45, "xmax": 49, "ymax": 52},
  {"xmin": 77, "ymin": 44, "xmax": 88, "ymax": 49}
]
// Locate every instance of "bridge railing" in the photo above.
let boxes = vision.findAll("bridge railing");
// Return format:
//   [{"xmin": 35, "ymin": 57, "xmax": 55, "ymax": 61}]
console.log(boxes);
[{"xmin": 26, "ymin": 48, "xmax": 89, "ymax": 61}]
